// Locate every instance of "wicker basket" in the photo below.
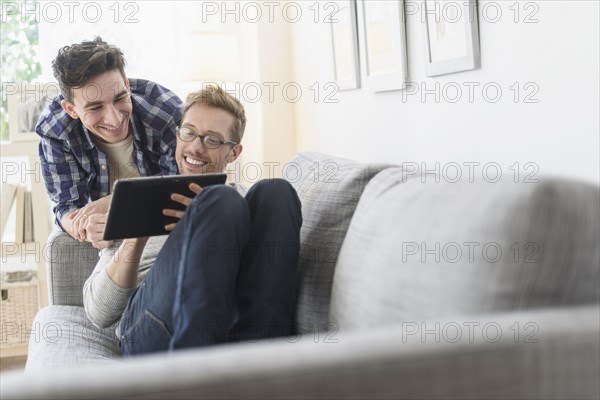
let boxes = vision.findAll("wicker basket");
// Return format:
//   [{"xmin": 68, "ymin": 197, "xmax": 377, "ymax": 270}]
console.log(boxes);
[{"xmin": 1, "ymin": 271, "xmax": 39, "ymax": 348}]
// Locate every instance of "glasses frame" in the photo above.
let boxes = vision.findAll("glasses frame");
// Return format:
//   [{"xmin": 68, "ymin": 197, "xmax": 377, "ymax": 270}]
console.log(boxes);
[{"xmin": 176, "ymin": 126, "xmax": 238, "ymax": 149}]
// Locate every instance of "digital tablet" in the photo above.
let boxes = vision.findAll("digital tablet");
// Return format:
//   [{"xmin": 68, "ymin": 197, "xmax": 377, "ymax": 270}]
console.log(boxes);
[{"xmin": 103, "ymin": 173, "xmax": 227, "ymax": 240}]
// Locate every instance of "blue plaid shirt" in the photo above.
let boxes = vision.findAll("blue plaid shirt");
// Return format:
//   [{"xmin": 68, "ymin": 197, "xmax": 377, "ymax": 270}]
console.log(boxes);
[{"xmin": 37, "ymin": 78, "xmax": 182, "ymax": 228}]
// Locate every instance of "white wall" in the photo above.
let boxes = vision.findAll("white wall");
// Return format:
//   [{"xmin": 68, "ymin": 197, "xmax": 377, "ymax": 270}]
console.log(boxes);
[
  {"xmin": 32, "ymin": 1, "xmax": 599, "ymax": 184},
  {"xmin": 36, "ymin": 1, "xmax": 296, "ymax": 183},
  {"xmin": 290, "ymin": 0, "xmax": 600, "ymax": 184},
  {"xmin": 37, "ymin": 2, "xmax": 180, "ymax": 89}
]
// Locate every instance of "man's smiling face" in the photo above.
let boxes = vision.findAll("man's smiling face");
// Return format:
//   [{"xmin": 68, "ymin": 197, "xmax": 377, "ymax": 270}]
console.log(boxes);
[
  {"xmin": 61, "ymin": 69, "xmax": 132, "ymax": 144},
  {"xmin": 175, "ymin": 103, "xmax": 242, "ymax": 175}
]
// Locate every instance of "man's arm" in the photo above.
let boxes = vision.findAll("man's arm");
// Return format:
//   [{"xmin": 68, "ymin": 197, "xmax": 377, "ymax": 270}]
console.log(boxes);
[
  {"xmin": 105, "ymin": 237, "xmax": 148, "ymax": 288},
  {"xmin": 38, "ymin": 130, "xmax": 112, "ymax": 247},
  {"xmin": 83, "ymin": 237, "xmax": 147, "ymax": 329},
  {"xmin": 38, "ymin": 134, "xmax": 88, "ymax": 227}
]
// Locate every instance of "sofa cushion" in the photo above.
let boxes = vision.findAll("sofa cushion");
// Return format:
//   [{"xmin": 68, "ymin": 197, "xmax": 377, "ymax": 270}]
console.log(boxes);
[
  {"xmin": 25, "ymin": 306, "xmax": 120, "ymax": 370},
  {"xmin": 285, "ymin": 152, "xmax": 395, "ymax": 333},
  {"xmin": 330, "ymin": 168, "xmax": 600, "ymax": 330}
]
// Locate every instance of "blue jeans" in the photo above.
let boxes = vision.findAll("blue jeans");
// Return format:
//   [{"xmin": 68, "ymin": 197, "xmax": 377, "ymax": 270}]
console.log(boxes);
[{"xmin": 118, "ymin": 179, "xmax": 302, "ymax": 355}]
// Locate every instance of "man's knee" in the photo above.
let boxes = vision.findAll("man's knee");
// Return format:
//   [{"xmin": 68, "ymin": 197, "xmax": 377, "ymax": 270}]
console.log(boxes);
[
  {"xmin": 188, "ymin": 185, "xmax": 247, "ymax": 220},
  {"xmin": 250, "ymin": 179, "xmax": 299, "ymax": 202},
  {"xmin": 193, "ymin": 184, "xmax": 243, "ymax": 206}
]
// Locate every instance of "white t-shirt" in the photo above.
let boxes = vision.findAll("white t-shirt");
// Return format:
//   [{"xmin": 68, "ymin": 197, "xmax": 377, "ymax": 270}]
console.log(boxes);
[{"xmin": 94, "ymin": 133, "xmax": 141, "ymax": 189}]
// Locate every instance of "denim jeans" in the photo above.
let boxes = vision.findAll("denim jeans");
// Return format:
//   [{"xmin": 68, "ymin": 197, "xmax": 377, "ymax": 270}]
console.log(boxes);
[{"xmin": 118, "ymin": 179, "xmax": 302, "ymax": 355}]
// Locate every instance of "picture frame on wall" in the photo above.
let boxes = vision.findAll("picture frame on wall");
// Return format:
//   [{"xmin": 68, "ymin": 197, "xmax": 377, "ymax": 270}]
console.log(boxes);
[
  {"xmin": 423, "ymin": 0, "xmax": 481, "ymax": 77},
  {"xmin": 358, "ymin": 0, "xmax": 408, "ymax": 92},
  {"xmin": 331, "ymin": 0, "xmax": 361, "ymax": 90},
  {"xmin": 7, "ymin": 83, "xmax": 59, "ymax": 142}
]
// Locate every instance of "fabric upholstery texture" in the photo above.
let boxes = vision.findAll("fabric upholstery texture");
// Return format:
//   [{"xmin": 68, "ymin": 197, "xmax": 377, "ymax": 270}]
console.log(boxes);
[
  {"xmin": 5, "ymin": 306, "xmax": 599, "ymax": 399},
  {"xmin": 25, "ymin": 305, "xmax": 120, "ymax": 371},
  {"xmin": 330, "ymin": 168, "xmax": 600, "ymax": 330},
  {"xmin": 45, "ymin": 230, "xmax": 99, "ymax": 306},
  {"xmin": 285, "ymin": 152, "xmax": 395, "ymax": 333}
]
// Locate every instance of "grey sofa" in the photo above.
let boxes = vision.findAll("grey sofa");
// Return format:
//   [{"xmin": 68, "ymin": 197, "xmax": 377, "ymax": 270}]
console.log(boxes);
[{"xmin": 2, "ymin": 152, "xmax": 599, "ymax": 399}]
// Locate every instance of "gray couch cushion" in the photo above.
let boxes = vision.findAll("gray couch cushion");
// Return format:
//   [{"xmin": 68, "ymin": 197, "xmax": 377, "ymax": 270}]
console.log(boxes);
[
  {"xmin": 330, "ymin": 169, "xmax": 600, "ymax": 330},
  {"xmin": 26, "ymin": 306, "xmax": 120, "ymax": 370},
  {"xmin": 285, "ymin": 152, "xmax": 395, "ymax": 333},
  {"xmin": 46, "ymin": 230, "xmax": 100, "ymax": 306}
]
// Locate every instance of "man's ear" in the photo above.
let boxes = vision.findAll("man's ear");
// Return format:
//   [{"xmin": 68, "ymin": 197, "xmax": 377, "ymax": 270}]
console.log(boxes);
[
  {"xmin": 60, "ymin": 99, "xmax": 79, "ymax": 119},
  {"xmin": 228, "ymin": 144, "xmax": 243, "ymax": 163}
]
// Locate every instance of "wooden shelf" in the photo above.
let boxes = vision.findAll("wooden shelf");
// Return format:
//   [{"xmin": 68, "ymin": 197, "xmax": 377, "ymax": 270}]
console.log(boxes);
[
  {"xmin": 1, "ymin": 140, "xmax": 46, "ymax": 361},
  {"xmin": 1, "ymin": 140, "xmax": 50, "ymax": 310},
  {"xmin": 0, "ymin": 345, "xmax": 28, "ymax": 358},
  {"xmin": 0, "ymin": 141, "xmax": 39, "ymax": 158}
]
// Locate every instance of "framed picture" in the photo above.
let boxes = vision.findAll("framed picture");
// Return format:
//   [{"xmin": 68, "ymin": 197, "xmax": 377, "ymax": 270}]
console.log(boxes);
[
  {"xmin": 331, "ymin": 0, "xmax": 360, "ymax": 90},
  {"xmin": 423, "ymin": 0, "xmax": 480, "ymax": 77},
  {"xmin": 358, "ymin": 0, "xmax": 408, "ymax": 92},
  {"xmin": 7, "ymin": 83, "xmax": 59, "ymax": 142}
]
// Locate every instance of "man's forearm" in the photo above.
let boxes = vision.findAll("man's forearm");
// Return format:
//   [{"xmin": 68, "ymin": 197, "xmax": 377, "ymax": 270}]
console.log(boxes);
[{"xmin": 106, "ymin": 238, "xmax": 148, "ymax": 289}]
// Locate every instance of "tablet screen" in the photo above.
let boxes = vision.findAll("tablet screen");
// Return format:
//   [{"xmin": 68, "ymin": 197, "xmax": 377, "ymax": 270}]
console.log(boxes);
[{"xmin": 103, "ymin": 173, "xmax": 227, "ymax": 240}]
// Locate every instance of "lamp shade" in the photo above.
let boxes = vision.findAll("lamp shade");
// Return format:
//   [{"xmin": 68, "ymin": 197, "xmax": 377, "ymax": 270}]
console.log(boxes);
[{"xmin": 177, "ymin": 32, "xmax": 241, "ymax": 82}]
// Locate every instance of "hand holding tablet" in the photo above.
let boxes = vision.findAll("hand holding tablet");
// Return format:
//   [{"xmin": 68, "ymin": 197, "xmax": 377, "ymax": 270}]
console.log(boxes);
[
  {"xmin": 162, "ymin": 182, "xmax": 203, "ymax": 232},
  {"xmin": 103, "ymin": 173, "xmax": 227, "ymax": 240}
]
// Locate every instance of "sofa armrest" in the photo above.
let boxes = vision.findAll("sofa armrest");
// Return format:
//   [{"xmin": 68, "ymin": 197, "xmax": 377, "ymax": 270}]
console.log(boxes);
[
  {"xmin": 45, "ymin": 230, "xmax": 100, "ymax": 306},
  {"xmin": 2, "ymin": 306, "xmax": 598, "ymax": 399}
]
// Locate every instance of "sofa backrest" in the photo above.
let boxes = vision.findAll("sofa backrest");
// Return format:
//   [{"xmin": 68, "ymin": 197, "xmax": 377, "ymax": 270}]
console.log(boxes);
[
  {"xmin": 285, "ymin": 152, "xmax": 395, "ymax": 333},
  {"xmin": 46, "ymin": 152, "xmax": 396, "ymax": 325},
  {"xmin": 329, "ymin": 168, "xmax": 600, "ymax": 330}
]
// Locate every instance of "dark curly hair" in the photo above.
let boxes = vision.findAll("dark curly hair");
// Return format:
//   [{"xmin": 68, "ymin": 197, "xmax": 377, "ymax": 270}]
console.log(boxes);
[{"xmin": 52, "ymin": 36, "xmax": 126, "ymax": 102}]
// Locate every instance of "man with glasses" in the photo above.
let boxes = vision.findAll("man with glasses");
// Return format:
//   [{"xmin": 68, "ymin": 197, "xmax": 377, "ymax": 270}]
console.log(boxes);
[
  {"xmin": 37, "ymin": 37, "xmax": 181, "ymax": 249},
  {"xmin": 82, "ymin": 85, "xmax": 303, "ymax": 354}
]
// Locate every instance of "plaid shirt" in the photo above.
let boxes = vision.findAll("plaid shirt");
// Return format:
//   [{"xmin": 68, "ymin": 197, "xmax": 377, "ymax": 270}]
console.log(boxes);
[{"xmin": 37, "ymin": 78, "xmax": 182, "ymax": 228}]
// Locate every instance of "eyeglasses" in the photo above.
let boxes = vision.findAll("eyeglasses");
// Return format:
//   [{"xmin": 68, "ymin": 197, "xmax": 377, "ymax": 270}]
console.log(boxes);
[{"xmin": 176, "ymin": 126, "xmax": 238, "ymax": 149}]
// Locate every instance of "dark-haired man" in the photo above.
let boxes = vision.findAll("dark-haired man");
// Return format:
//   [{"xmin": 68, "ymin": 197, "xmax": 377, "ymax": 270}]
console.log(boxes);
[{"xmin": 37, "ymin": 37, "xmax": 181, "ymax": 248}]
